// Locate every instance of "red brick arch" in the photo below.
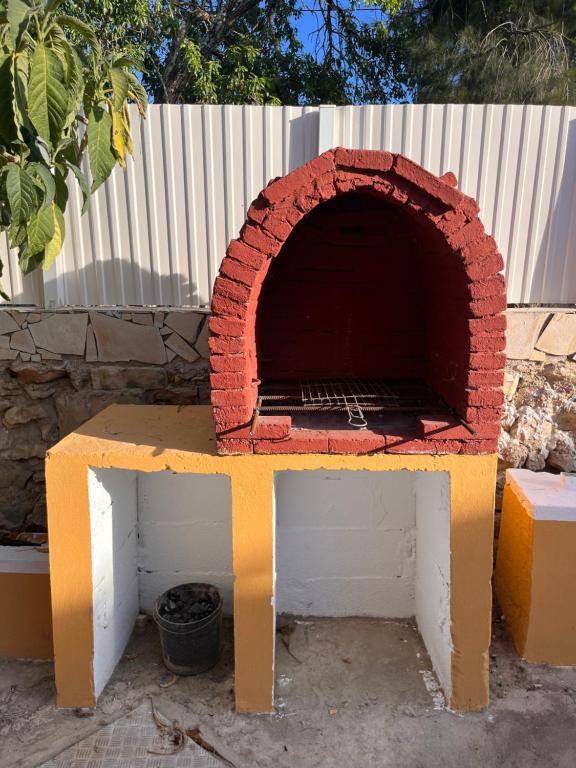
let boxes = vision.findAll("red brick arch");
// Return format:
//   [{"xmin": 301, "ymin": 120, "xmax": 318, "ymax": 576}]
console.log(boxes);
[{"xmin": 209, "ymin": 148, "xmax": 506, "ymax": 454}]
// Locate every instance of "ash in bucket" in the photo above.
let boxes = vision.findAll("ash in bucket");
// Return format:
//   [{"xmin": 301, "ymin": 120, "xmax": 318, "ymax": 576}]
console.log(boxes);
[
  {"xmin": 158, "ymin": 586, "xmax": 216, "ymax": 623},
  {"xmin": 153, "ymin": 583, "xmax": 223, "ymax": 675}
]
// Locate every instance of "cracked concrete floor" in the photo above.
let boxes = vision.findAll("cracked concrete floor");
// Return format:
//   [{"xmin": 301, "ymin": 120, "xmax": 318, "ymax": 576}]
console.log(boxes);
[{"xmin": 1, "ymin": 614, "xmax": 575, "ymax": 768}]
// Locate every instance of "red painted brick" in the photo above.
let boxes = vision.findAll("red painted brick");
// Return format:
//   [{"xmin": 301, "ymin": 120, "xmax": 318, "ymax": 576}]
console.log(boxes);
[
  {"xmin": 464, "ymin": 251, "xmax": 505, "ymax": 280},
  {"xmin": 417, "ymin": 417, "xmax": 472, "ymax": 440},
  {"xmin": 466, "ymin": 369, "xmax": 505, "ymax": 387},
  {"xmin": 469, "ymin": 314, "xmax": 507, "ymax": 334},
  {"xmin": 372, "ymin": 178, "xmax": 395, "ymax": 197},
  {"xmin": 439, "ymin": 171, "xmax": 458, "ymax": 187},
  {"xmin": 208, "ymin": 315, "xmax": 245, "ymax": 337},
  {"xmin": 469, "ymin": 352, "xmax": 506, "ymax": 370},
  {"xmin": 393, "ymin": 155, "xmax": 479, "ymax": 217},
  {"xmin": 210, "ymin": 354, "xmax": 246, "ymax": 373},
  {"xmin": 314, "ymin": 172, "xmax": 337, "ymax": 202},
  {"xmin": 468, "ymin": 423, "xmax": 501, "ymax": 439},
  {"xmin": 466, "ymin": 388, "xmax": 504, "ymax": 407},
  {"xmin": 219, "ymin": 257, "xmax": 259, "ymax": 287},
  {"xmin": 210, "ymin": 371, "xmax": 252, "ymax": 389},
  {"xmin": 211, "ymin": 387, "xmax": 257, "ymax": 407},
  {"xmin": 208, "ymin": 336, "xmax": 244, "ymax": 355},
  {"xmin": 334, "ymin": 148, "xmax": 393, "ymax": 173},
  {"xmin": 460, "ymin": 439, "xmax": 499, "ymax": 454},
  {"xmin": 463, "ymin": 406, "xmax": 501, "ymax": 424},
  {"xmin": 326, "ymin": 430, "xmax": 387, "ymax": 453},
  {"xmin": 211, "ymin": 294, "xmax": 248, "ymax": 319},
  {"xmin": 470, "ymin": 334, "xmax": 506, "ymax": 352},
  {"xmin": 216, "ymin": 416, "xmax": 291, "ymax": 440},
  {"xmin": 385, "ymin": 436, "xmax": 462, "ymax": 454},
  {"xmin": 246, "ymin": 195, "xmax": 267, "ymax": 224},
  {"xmin": 216, "ymin": 438, "xmax": 253, "ymax": 454},
  {"xmin": 435, "ymin": 210, "xmax": 467, "ymax": 236},
  {"xmin": 226, "ymin": 239, "xmax": 269, "ymax": 270},
  {"xmin": 254, "ymin": 433, "xmax": 330, "ymax": 454},
  {"xmin": 459, "ymin": 236, "xmax": 498, "ymax": 264},
  {"xmin": 446, "ymin": 218, "xmax": 485, "ymax": 250},
  {"xmin": 469, "ymin": 294, "xmax": 507, "ymax": 318},
  {"xmin": 262, "ymin": 213, "xmax": 294, "ymax": 241},
  {"xmin": 214, "ymin": 276, "xmax": 251, "ymax": 303},
  {"xmin": 261, "ymin": 152, "xmax": 335, "ymax": 205},
  {"xmin": 468, "ymin": 275, "xmax": 506, "ymax": 300},
  {"xmin": 267, "ymin": 202, "xmax": 305, "ymax": 228},
  {"xmin": 239, "ymin": 224, "xmax": 281, "ymax": 257},
  {"xmin": 334, "ymin": 171, "xmax": 364, "ymax": 194},
  {"xmin": 213, "ymin": 405, "xmax": 253, "ymax": 426}
]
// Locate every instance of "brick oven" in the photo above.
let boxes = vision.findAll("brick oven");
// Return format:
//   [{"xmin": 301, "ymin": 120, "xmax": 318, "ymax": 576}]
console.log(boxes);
[{"xmin": 210, "ymin": 148, "xmax": 506, "ymax": 455}]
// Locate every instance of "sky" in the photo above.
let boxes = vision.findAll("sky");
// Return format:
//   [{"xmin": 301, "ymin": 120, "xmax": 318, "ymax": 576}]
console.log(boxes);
[{"xmin": 295, "ymin": 3, "xmax": 386, "ymax": 56}]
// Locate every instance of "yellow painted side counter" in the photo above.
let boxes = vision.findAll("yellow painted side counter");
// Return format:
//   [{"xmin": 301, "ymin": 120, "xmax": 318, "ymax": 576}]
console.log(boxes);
[{"xmin": 495, "ymin": 469, "xmax": 576, "ymax": 665}]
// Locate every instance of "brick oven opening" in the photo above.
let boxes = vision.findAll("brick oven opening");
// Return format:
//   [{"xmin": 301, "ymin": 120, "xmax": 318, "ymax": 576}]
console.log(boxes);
[
  {"xmin": 210, "ymin": 148, "xmax": 507, "ymax": 455},
  {"xmin": 255, "ymin": 192, "xmax": 471, "ymax": 437}
]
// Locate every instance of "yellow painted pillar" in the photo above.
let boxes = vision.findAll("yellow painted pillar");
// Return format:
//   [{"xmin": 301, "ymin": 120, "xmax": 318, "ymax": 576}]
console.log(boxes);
[
  {"xmin": 45, "ymin": 453, "xmax": 96, "ymax": 708},
  {"xmin": 449, "ymin": 455, "xmax": 496, "ymax": 710},
  {"xmin": 230, "ymin": 463, "xmax": 276, "ymax": 713}
]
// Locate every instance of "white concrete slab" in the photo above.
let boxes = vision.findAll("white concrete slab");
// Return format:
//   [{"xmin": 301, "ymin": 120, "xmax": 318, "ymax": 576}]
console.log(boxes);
[{"xmin": 508, "ymin": 468, "xmax": 576, "ymax": 521}]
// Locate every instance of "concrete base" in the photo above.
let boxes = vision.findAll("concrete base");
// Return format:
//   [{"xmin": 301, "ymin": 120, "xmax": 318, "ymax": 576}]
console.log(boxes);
[
  {"xmin": 46, "ymin": 405, "xmax": 497, "ymax": 712},
  {"xmin": 2, "ymin": 616, "xmax": 576, "ymax": 768}
]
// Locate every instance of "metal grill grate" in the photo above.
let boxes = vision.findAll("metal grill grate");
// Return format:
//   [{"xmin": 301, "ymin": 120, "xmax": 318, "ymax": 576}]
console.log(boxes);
[{"xmin": 252, "ymin": 378, "xmax": 474, "ymax": 433}]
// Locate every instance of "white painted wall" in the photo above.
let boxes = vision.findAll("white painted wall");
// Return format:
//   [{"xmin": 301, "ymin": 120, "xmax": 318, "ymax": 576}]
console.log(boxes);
[
  {"xmin": 275, "ymin": 469, "xmax": 452, "ymax": 696},
  {"xmin": 414, "ymin": 472, "xmax": 452, "ymax": 701},
  {"xmin": 87, "ymin": 466, "xmax": 451, "ymax": 702},
  {"xmin": 0, "ymin": 546, "xmax": 49, "ymax": 573},
  {"xmin": 89, "ymin": 469, "xmax": 139, "ymax": 699},
  {"xmin": 3, "ymin": 103, "xmax": 574, "ymax": 306},
  {"xmin": 88, "ymin": 469, "xmax": 232, "ymax": 698},
  {"xmin": 137, "ymin": 471, "xmax": 233, "ymax": 614},
  {"xmin": 275, "ymin": 471, "xmax": 417, "ymax": 617}
]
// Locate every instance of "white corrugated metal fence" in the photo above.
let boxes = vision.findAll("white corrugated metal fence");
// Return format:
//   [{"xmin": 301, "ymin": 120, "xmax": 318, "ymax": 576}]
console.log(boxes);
[{"xmin": 1, "ymin": 103, "xmax": 574, "ymax": 306}]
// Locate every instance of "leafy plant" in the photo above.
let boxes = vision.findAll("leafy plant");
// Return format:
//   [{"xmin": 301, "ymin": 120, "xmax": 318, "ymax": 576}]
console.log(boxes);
[{"xmin": 0, "ymin": 0, "xmax": 147, "ymax": 296}]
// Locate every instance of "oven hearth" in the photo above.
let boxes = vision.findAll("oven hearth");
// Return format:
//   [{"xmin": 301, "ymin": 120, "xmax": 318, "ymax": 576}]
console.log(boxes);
[{"xmin": 252, "ymin": 378, "xmax": 476, "ymax": 436}]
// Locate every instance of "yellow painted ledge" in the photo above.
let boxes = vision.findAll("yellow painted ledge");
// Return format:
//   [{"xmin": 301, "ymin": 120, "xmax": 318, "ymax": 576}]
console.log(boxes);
[
  {"xmin": 0, "ymin": 572, "xmax": 53, "ymax": 660},
  {"xmin": 46, "ymin": 405, "xmax": 497, "ymax": 712}
]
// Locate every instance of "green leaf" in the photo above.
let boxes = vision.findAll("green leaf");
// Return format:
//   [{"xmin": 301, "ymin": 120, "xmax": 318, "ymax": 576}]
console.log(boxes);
[
  {"xmin": 110, "ymin": 106, "xmax": 127, "ymax": 167},
  {"xmin": 87, "ymin": 105, "xmax": 115, "ymax": 192},
  {"xmin": 29, "ymin": 162, "xmax": 56, "ymax": 209},
  {"xmin": 129, "ymin": 80, "xmax": 148, "ymax": 116},
  {"xmin": 54, "ymin": 15, "xmax": 98, "ymax": 48},
  {"xmin": 54, "ymin": 166, "xmax": 69, "ymax": 211},
  {"xmin": 113, "ymin": 56, "xmax": 144, "ymax": 72},
  {"xmin": 6, "ymin": 0, "xmax": 30, "ymax": 48},
  {"xmin": 26, "ymin": 204, "xmax": 55, "ymax": 256},
  {"xmin": 44, "ymin": 0, "xmax": 67, "ymax": 11},
  {"xmin": 8, "ymin": 220, "xmax": 27, "ymax": 248},
  {"xmin": 0, "ymin": 56, "xmax": 16, "ymax": 145},
  {"xmin": 6, "ymin": 165, "xmax": 36, "ymax": 223},
  {"xmin": 43, "ymin": 203, "xmax": 65, "ymax": 271},
  {"xmin": 110, "ymin": 67, "xmax": 129, "ymax": 112},
  {"xmin": 27, "ymin": 42, "xmax": 68, "ymax": 147},
  {"xmin": 12, "ymin": 50, "xmax": 31, "ymax": 138},
  {"xmin": 65, "ymin": 161, "xmax": 90, "ymax": 214},
  {"xmin": 63, "ymin": 46, "xmax": 84, "ymax": 130},
  {"xmin": 19, "ymin": 250, "xmax": 44, "ymax": 274}
]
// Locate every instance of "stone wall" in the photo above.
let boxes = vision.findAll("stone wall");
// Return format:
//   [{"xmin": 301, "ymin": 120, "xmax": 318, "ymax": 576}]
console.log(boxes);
[
  {"xmin": 499, "ymin": 309, "xmax": 576, "ymax": 505},
  {"xmin": 0, "ymin": 306, "xmax": 574, "ymax": 529},
  {"xmin": 0, "ymin": 308, "xmax": 210, "ymax": 530}
]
